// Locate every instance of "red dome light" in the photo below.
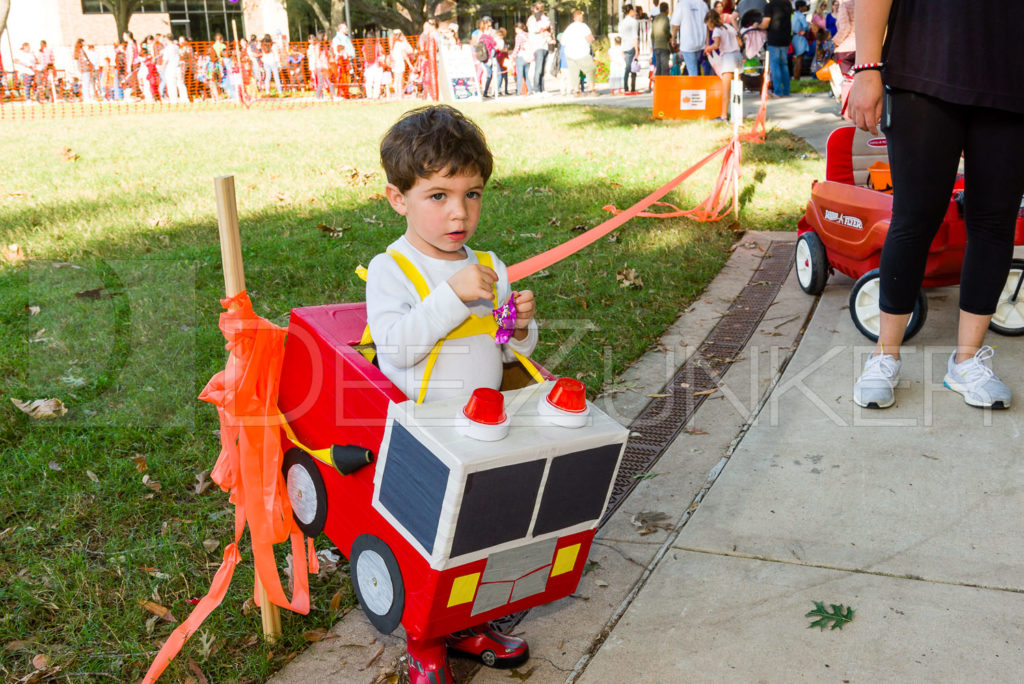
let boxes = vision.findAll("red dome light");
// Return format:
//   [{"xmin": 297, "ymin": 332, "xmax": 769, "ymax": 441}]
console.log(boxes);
[
  {"xmin": 463, "ymin": 388, "xmax": 507, "ymax": 425},
  {"xmin": 546, "ymin": 378, "xmax": 587, "ymax": 413}
]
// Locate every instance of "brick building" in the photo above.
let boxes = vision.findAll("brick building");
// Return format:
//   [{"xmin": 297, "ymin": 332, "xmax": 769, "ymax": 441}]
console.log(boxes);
[{"xmin": 2, "ymin": 0, "xmax": 287, "ymax": 72}]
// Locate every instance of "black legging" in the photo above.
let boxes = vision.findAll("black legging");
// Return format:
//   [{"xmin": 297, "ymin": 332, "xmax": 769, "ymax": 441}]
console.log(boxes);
[{"xmin": 879, "ymin": 88, "xmax": 1024, "ymax": 316}]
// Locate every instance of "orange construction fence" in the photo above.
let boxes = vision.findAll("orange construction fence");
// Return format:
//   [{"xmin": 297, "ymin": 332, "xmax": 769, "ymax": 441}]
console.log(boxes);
[{"xmin": 0, "ymin": 35, "xmax": 440, "ymax": 119}]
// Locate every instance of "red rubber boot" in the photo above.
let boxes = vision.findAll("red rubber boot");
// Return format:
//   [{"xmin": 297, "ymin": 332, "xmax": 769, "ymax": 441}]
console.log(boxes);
[{"xmin": 407, "ymin": 635, "xmax": 454, "ymax": 684}]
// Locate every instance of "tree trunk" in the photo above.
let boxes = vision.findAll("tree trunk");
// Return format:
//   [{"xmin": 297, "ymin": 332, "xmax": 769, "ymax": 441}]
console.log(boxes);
[
  {"xmin": 114, "ymin": 5, "xmax": 131, "ymax": 41},
  {"xmin": 330, "ymin": 0, "xmax": 345, "ymax": 31},
  {"xmin": 302, "ymin": 0, "xmax": 331, "ymax": 32},
  {"xmin": 0, "ymin": 0, "xmax": 11, "ymax": 44}
]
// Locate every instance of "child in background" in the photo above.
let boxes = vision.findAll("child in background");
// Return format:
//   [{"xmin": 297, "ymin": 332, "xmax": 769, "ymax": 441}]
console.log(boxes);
[
  {"xmin": 609, "ymin": 35, "xmax": 625, "ymax": 93},
  {"xmin": 380, "ymin": 64, "xmax": 393, "ymax": 99},
  {"xmin": 366, "ymin": 104, "xmax": 538, "ymax": 683},
  {"xmin": 704, "ymin": 9, "xmax": 741, "ymax": 119},
  {"xmin": 101, "ymin": 57, "xmax": 117, "ymax": 100}
]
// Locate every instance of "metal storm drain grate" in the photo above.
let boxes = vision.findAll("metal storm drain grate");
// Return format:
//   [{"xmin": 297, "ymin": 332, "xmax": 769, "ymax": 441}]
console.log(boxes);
[{"xmin": 600, "ymin": 239, "xmax": 795, "ymax": 524}]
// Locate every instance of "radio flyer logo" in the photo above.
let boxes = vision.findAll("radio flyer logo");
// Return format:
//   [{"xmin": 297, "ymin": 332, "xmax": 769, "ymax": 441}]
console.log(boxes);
[{"xmin": 823, "ymin": 208, "xmax": 864, "ymax": 230}]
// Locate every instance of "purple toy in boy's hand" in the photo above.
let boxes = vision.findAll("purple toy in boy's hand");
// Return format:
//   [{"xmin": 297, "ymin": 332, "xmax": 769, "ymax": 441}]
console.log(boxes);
[{"xmin": 493, "ymin": 295, "xmax": 517, "ymax": 344}]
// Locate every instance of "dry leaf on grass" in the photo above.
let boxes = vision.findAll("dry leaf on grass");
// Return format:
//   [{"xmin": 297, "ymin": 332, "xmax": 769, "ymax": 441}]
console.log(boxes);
[
  {"xmin": 25, "ymin": 305, "xmax": 40, "ymax": 316},
  {"xmin": 187, "ymin": 657, "xmax": 210, "ymax": 684},
  {"xmin": 329, "ymin": 590, "xmax": 344, "ymax": 612},
  {"xmin": 140, "ymin": 600, "xmax": 177, "ymax": 623},
  {"xmin": 202, "ymin": 539, "xmax": 220, "ymax": 553},
  {"xmin": 194, "ymin": 470, "xmax": 211, "ymax": 494},
  {"xmin": 86, "ymin": 470, "xmax": 99, "ymax": 483},
  {"xmin": 2, "ymin": 242, "xmax": 26, "ymax": 264},
  {"xmin": 616, "ymin": 267, "xmax": 643, "ymax": 289},
  {"xmin": 31, "ymin": 654, "xmax": 49, "ymax": 669},
  {"xmin": 60, "ymin": 147, "xmax": 80, "ymax": 162},
  {"xmin": 142, "ymin": 474, "xmax": 162, "ymax": 492},
  {"xmin": 317, "ymin": 224, "xmax": 346, "ymax": 238},
  {"xmin": 133, "ymin": 454, "xmax": 148, "ymax": 472},
  {"xmin": 11, "ymin": 398, "xmax": 67, "ymax": 419}
]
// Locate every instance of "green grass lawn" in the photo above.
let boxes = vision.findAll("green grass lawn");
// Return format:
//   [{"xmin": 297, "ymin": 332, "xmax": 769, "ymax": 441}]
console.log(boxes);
[{"xmin": 0, "ymin": 100, "xmax": 820, "ymax": 682}]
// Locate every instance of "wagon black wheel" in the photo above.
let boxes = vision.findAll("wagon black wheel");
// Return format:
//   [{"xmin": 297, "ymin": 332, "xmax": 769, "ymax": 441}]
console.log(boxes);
[
  {"xmin": 989, "ymin": 259, "xmax": 1024, "ymax": 336},
  {"xmin": 350, "ymin": 534, "xmax": 405, "ymax": 634},
  {"xmin": 794, "ymin": 232, "xmax": 829, "ymax": 295},
  {"xmin": 282, "ymin": 448, "xmax": 328, "ymax": 538},
  {"xmin": 849, "ymin": 269, "xmax": 927, "ymax": 342}
]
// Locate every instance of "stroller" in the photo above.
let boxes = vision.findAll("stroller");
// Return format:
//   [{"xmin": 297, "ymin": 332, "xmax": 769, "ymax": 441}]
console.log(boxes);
[{"xmin": 794, "ymin": 125, "xmax": 1024, "ymax": 341}]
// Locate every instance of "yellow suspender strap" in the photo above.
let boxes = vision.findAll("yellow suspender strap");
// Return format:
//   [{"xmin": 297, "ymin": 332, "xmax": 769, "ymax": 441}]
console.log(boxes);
[
  {"xmin": 360, "ymin": 249, "xmax": 537, "ymax": 403},
  {"xmin": 279, "ymin": 413, "xmax": 334, "ymax": 466}
]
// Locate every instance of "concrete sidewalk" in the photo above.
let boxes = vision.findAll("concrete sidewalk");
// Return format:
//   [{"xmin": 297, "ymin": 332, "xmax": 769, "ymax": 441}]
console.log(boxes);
[{"xmin": 270, "ymin": 87, "xmax": 1024, "ymax": 684}]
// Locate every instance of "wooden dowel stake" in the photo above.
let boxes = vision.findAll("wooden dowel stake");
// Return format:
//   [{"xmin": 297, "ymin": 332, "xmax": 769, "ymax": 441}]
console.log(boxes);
[{"xmin": 213, "ymin": 175, "xmax": 282, "ymax": 644}]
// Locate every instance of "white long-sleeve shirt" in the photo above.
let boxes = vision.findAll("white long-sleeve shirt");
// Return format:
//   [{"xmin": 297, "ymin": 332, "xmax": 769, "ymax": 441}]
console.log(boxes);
[{"xmin": 366, "ymin": 236, "xmax": 539, "ymax": 403}]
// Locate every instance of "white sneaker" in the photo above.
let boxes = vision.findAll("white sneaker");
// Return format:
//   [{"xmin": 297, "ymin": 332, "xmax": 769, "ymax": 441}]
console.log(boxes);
[
  {"xmin": 853, "ymin": 353, "xmax": 901, "ymax": 408},
  {"xmin": 943, "ymin": 345, "xmax": 1011, "ymax": 409}
]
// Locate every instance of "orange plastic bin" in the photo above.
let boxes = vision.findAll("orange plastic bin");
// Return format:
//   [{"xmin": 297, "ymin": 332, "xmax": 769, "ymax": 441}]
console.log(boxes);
[{"xmin": 652, "ymin": 76, "xmax": 725, "ymax": 119}]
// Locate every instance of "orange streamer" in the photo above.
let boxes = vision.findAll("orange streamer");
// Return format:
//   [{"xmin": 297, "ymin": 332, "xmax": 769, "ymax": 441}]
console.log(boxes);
[
  {"xmin": 740, "ymin": 60, "xmax": 770, "ymax": 144},
  {"xmin": 507, "ymin": 143, "xmax": 729, "ymax": 282},
  {"xmin": 602, "ymin": 129, "xmax": 742, "ymax": 224},
  {"xmin": 143, "ymin": 291, "xmax": 311, "ymax": 682}
]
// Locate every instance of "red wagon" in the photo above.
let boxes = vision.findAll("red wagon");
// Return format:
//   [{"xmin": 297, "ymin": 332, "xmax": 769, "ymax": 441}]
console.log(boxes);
[
  {"xmin": 275, "ymin": 302, "xmax": 628, "ymax": 673},
  {"xmin": 794, "ymin": 125, "xmax": 1024, "ymax": 340}
]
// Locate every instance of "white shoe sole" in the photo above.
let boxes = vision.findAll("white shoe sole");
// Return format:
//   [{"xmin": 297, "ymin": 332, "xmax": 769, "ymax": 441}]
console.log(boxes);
[
  {"xmin": 943, "ymin": 374, "xmax": 1011, "ymax": 409},
  {"xmin": 853, "ymin": 392, "xmax": 896, "ymax": 409}
]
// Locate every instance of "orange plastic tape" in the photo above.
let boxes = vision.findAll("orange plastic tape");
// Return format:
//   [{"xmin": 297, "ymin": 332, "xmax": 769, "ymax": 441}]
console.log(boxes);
[
  {"xmin": 143, "ymin": 291, "xmax": 313, "ymax": 683},
  {"xmin": 507, "ymin": 143, "xmax": 729, "ymax": 282}
]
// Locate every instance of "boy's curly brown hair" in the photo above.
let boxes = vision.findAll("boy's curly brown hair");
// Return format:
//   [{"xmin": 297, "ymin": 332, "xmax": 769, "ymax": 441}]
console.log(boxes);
[{"xmin": 380, "ymin": 105, "xmax": 494, "ymax": 192}]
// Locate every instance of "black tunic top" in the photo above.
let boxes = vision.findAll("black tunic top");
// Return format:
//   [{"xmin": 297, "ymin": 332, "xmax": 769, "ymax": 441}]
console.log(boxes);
[{"xmin": 883, "ymin": 0, "xmax": 1024, "ymax": 114}]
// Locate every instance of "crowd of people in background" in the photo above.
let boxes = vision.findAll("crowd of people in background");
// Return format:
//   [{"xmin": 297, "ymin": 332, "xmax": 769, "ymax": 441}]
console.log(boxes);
[{"xmin": 0, "ymin": 0, "xmax": 851, "ymax": 105}]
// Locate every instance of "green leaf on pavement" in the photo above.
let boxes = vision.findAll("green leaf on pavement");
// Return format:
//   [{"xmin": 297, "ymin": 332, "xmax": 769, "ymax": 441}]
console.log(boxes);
[{"xmin": 806, "ymin": 601, "xmax": 855, "ymax": 630}]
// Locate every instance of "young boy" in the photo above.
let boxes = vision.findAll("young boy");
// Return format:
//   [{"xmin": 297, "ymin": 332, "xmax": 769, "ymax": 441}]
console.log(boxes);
[
  {"xmin": 366, "ymin": 105, "xmax": 538, "ymax": 408},
  {"xmin": 367, "ymin": 105, "xmax": 537, "ymax": 682}
]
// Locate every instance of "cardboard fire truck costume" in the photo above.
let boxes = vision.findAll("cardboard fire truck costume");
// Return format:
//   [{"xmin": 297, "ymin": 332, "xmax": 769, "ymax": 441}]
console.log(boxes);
[{"xmin": 277, "ymin": 302, "xmax": 629, "ymax": 643}]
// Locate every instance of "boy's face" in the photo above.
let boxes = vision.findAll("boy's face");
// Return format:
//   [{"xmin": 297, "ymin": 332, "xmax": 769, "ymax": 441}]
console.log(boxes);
[{"xmin": 386, "ymin": 170, "xmax": 484, "ymax": 261}]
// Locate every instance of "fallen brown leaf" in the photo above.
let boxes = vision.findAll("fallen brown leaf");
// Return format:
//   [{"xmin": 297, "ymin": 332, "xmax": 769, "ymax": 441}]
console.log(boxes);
[
  {"xmin": 202, "ymin": 539, "xmax": 219, "ymax": 553},
  {"xmin": 86, "ymin": 470, "xmax": 99, "ymax": 482},
  {"xmin": 142, "ymin": 474, "xmax": 162, "ymax": 492},
  {"xmin": 31, "ymin": 654, "xmax": 48, "ymax": 669},
  {"xmin": 11, "ymin": 398, "xmax": 67, "ymax": 419},
  {"xmin": 187, "ymin": 658, "xmax": 210, "ymax": 684},
  {"xmin": 194, "ymin": 470, "xmax": 212, "ymax": 494},
  {"xmin": 133, "ymin": 454, "xmax": 148, "ymax": 472},
  {"xmin": 302, "ymin": 628, "xmax": 339, "ymax": 643},
  {"xmin": 329, "ymin": 590, "xmax": 343, "ymax": 613},
  {"xmin": 140, "ymin": 600, "xmax": 177, "ymax": 623},
  {"xmin": 616, "ymin": 267, "xmax": 643, "ymax": 289}
]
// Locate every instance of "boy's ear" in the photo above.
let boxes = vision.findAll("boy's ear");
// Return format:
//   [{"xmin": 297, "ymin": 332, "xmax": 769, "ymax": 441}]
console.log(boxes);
[{"xmin": 385, "ymin": 184, "xmax": 407, "ymax": 215}]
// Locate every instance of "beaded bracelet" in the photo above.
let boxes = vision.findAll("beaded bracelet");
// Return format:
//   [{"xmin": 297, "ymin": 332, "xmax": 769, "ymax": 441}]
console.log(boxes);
[{"xmin": 851, "ymin": 62, "xmax": 884, "ymax": 74}]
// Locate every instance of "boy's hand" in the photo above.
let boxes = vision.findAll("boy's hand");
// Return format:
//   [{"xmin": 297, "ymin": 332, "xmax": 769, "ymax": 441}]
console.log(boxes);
[
  {"xmin": 513, "ymin": 290, "xmax": 535, "ymax": 340},
  {"xmin": 448, "ymin": 264, "xmax": 498, "ymax": 303}
]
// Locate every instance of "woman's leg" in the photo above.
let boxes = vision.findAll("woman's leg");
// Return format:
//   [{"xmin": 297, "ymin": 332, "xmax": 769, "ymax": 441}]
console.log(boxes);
[
  {"xmin": 623, "ymin": 48, "xmax": 635, "ymax": 91},
  {"xmin": 954, "ymin": 104, "xmax": 1024, "ymax": 360},
  {"xmin": 720, "ymin": 72, "xmax": 732, "ymax": 118}
]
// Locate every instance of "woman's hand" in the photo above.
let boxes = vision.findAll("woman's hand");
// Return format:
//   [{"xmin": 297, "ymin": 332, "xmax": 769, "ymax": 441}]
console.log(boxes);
[{"xmin": 847, "ymin": 69, "xmax": 884, "ymax": 135}]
